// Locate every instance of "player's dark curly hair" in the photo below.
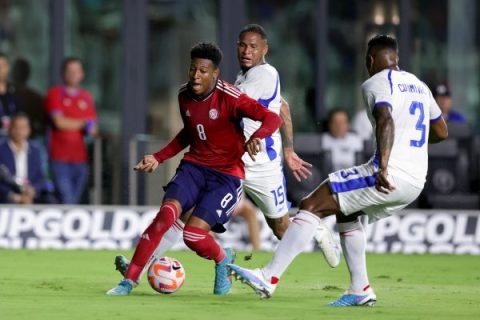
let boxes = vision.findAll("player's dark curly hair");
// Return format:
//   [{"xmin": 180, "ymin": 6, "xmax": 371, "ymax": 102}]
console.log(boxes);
[
  {"xmin": 190, "ymin": 42, "xmax": 223, "ymax": 67},
  {"xmin": 367, "ymin": 35, "xmax": 398, "ymax": 56},
  {"xmin": 238, "ymin": 24, "xmax": 267, "ymax": 40}
]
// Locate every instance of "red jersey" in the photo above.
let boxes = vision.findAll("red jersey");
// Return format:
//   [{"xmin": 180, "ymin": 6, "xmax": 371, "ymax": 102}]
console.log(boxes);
[
  {"xmin": 154, "ymin": 80, "xmax": 282, "ymax": 179},
  {"xmin": 45, "ymin": 85, "xmax": 97, "ymax": 163}
]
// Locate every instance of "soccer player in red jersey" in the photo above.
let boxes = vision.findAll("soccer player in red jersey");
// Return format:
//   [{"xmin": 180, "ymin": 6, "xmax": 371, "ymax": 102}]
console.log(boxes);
[
  {"xmin": 107, "ymin": 42, "xmax": 282, "ymax": 296},
  {"xmin": 44, "ymin": 58, "xmax": 97, "ymax": 204}
]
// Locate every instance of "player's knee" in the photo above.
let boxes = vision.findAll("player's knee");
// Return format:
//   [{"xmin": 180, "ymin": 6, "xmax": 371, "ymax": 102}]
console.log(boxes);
[
  {"xmin": 268, "ymin": 216, "xmax": 289, "ymax": 240},
  {"xmin": 299, "ymin": 196, "xmax": 316, "ymax": 214},
  {"xmin": 150, "ymin": 201, "xmax": 180, "ymax": 234},
  {"xmin": 272, "ymin": 221, "xmax": 288, "ymax": 240}
]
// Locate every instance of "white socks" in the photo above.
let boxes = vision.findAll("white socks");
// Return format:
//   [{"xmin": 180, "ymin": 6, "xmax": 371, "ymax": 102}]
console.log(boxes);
[
  {"xmin": 263, "ymin": 210, "xmax": 320, "ymax": 281},
  {"xmin": 153, "ymin": 219, "xmax": 185, "ymax": 259},
  {"xmin": 338, "ymin": 219, "xmax": 370, "ymax": 294}
]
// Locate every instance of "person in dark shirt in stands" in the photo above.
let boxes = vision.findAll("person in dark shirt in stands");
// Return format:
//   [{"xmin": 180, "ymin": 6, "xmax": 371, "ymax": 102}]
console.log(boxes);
[{"xmin": 433, "ymin": 83, "xmax": 466, "ymax": 123}]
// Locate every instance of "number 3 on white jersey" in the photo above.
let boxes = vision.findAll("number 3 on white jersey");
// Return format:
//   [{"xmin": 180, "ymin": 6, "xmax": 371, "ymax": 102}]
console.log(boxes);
[{"xmin": 196, "ymin": 124, "xmax": 207, "ymax": 140}]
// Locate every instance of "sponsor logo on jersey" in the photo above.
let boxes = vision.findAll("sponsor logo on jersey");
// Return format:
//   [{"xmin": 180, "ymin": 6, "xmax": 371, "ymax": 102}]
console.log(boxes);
[
  {"xmin": 209, "ymin": 109, "xmax": 219, "ymax": 120},
  {"xmin": 185, "ymin": 110, "xmax": 191, "ymax": 117}
]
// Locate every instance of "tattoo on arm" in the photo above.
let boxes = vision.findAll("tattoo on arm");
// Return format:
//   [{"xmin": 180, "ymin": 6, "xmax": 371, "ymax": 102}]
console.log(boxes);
[
  {"xmin": 373, "ymin": 106, "xmax": 394, "ymax": 169},
  {"xmin": 280, "ymin": 99, "xmax": 294, "ymax": 149}
]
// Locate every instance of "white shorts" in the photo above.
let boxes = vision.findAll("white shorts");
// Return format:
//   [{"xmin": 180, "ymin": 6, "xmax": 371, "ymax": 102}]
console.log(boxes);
[
  {"xmin": 244, "ymin": 165, "xmax": 289, "ymax": 219},
  {"xmin": 328, "ymin": 162, "xmax": 423, "ymax": 223}
]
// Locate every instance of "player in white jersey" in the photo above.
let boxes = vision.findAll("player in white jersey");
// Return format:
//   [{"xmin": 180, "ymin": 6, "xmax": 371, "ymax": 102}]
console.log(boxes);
[
  {"xmin": 227, "ymin": 35, "xmax": 448, "ymax": 306},
  {"xmin": 111, "ymin": 25, "xmax": 341, "ymax": 287},
  {"xmin": 233, "ymin": 24, "xmax": 340, "ymax": 267}
]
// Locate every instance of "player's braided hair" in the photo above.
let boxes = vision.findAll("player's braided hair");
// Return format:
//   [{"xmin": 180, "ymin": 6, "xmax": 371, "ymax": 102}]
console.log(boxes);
[
  {"xmin": 190, "ymin": 42, "xmax": 223, "ymax": 67},
  {"xmin": 239, "ymin": 24, "xmax": 267, "ymax": 40},
  {"xmin": 367, "ymin": 35, "xmax": 398, "ymax": 55}
]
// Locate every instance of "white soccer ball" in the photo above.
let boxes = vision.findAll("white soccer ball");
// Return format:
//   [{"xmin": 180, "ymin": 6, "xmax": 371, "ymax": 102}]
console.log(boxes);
[{"xmin": 147, "ymin": 257, "xmax": 186, "ymax": 294}]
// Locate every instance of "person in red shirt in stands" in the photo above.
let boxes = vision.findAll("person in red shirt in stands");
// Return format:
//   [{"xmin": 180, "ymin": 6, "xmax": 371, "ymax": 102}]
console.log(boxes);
[
  {"xmin": 106, "ymin": 42, "xmax": 282, "ymax": 296},
  {"xmin": 45, "ymin": 57, "xmax": 97, "ymax": 204}
]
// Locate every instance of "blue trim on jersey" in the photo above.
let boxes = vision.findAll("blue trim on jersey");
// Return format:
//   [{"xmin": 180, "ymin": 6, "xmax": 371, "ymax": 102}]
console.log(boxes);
[
  {"xmin": 257, "ymin": 75, "xmax": 280, "ymax": 161},
  {"xmin": 283, "ymin": 174, "xmax": 292, "ymax": 209},
  {"xmin": 258, "ymin": 76, "xmax": 279, "ymax": 108},
  {"xmin": 265, "ymin": 136, "xmax": 277, "ymax": 160},
  {"xmin": 430, "ymin": 114, "xmax": 442, "ymax": 123},
  {"xmin": 330, "ymin": 174, "xmax": 378, "ymax": 193},
  {"xmin": 388, "ymin": 69, "xmax": 393, "ymax": 95}
]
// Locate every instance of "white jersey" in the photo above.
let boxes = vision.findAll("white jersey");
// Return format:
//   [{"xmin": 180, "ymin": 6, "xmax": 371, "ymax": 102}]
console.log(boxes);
[
  {"xmin": 321, "ymin": 132, "xmax": 363, "ymax": 171},
  {"xmin": 361, "ymin": 69, "xmax": 442, "ymax": 188},
  {"xmin": 235, "ymin": 63, "xmax": 282, "ymax": 173}
]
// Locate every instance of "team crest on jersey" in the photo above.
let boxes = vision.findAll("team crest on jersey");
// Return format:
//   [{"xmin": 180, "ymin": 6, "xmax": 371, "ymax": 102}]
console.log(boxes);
[{"xmin": 209, "ymin": 108, "xmax": 219, "ymax": 120}]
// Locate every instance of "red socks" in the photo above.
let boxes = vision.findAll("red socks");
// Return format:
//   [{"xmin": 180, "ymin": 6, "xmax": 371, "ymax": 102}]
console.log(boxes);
[
  {"xmin": 125, "ymin": 201, "xmax": 179, "ymax": 282},
  {"xmin": 183, "ymin": 225, "xmax": 225, "ymax": 264}
]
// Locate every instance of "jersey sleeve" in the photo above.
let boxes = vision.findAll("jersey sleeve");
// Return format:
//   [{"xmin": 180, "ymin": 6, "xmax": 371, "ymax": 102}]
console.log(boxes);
[
  {"xmin": 44, "ymin": 87, "xmax": 63, "ymax": 116},
  {"xmin": 233, "ymin": 94, "xmax": 282, "ymax": 139},
  {"xmin": 362, "ymin": 72, "xmax": 394, "ymax": 114},
  {"xmin": 153, "ymin": 128, "xmax": 189, "ymax": 164},
  {"xmin": 238, "ymin": 67, "xmax": 278, "ymax": 101}
]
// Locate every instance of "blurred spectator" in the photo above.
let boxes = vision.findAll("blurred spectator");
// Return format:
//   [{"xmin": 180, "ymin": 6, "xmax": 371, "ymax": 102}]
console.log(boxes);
[
  {"xmin": 433, "ymin": 83, "xmax": 466, "ymax": 123},
  {"xmin": 0, "ymin": 53, "xmax": 19, "ymax": 136},
  {"xmin": 352, "ymin": 109, "xmax": 373, "ymax": 141},
  {"xmin": 45, "ymin": 57, "xmax": 98, "ymax": 204},
  {"xmin": 321, "ymin": 108, "xmax": 363, "ymax": 171},
  {"xmin": 0, "ymin": 113, "xmax": 48, "ymax": 204},
  {"xmin": 12, "ymin": 58, "xmax": 46, "ymax": 139}
]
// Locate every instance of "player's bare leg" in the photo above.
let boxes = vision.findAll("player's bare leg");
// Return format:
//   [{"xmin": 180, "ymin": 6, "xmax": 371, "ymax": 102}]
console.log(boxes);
[{"xmin": 265, "ymin": 215, "xmax": 289, "ymax": 239}]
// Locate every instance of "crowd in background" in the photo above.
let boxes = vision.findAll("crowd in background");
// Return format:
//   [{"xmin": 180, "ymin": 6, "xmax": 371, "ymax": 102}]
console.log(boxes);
[{"xmin": 0, "ymin": 53, "xmax": 97, "ymax": 205}]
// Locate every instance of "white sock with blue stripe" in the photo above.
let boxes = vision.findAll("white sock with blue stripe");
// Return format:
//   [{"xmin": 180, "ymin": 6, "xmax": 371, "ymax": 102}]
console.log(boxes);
[
  {"xmin": 338, "ymin": 219, "xmax": 370, "ymax": 294},
  {"xmin": 263, "ymin": 210, "xmax": 320, "ymax": 281}
]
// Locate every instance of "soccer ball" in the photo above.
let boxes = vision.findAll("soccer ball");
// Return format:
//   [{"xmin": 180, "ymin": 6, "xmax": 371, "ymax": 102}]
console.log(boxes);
[{"xmin": 147, "ymin": 257, "xmax": 185, "ymax": 294}]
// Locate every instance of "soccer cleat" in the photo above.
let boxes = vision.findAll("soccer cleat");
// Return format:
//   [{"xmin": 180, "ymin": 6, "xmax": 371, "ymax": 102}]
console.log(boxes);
[
  {"xmin": 227, "ymin": 264, "xmax": 276, "ymax": 299},
  {"xmin": 213, "ymin": 248, "xmax": 236, "ymax": 295},
  {"xmin": 314, "ymin": 223, "xmax": 341, "ymax": 268},
  {"xmin": 328, "ymin": 289, "xmax": 377, "ymax": 307},
  {"xmin": 106, "ymin": 279, "xmax": 135, "ymax": 296},
  {"xmin": 114, "ymin": 255, "xmax": 130, "ymax": 277}
]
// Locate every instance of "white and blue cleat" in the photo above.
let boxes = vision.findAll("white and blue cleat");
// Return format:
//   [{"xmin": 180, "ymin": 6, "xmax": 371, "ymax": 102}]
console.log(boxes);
[
  {"xmin": 328, "ymin": 290, "xmax": 377, "ymax": 307},
  {"xmin": 213, "ymin": 248, "xmax": 236, "ymax": 295},
  {"xmin": 227, "ymin": 264, "xmax": 276, "ymax": 299},
  {"xmin": 106, "ymin": 279, "xmax": 135, "ymax": 296}
]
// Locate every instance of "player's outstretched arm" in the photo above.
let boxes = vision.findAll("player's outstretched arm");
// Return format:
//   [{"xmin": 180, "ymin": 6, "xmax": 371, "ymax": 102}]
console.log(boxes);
[
  {"xmin": 373, "ymin": 104, "xmax": 396, "ymax": 194},
  {"xmin": 279, "ymin": 98, "xmax": 312, "ymax": 182},
  {"xmin": 428, "ymin": 117, "xmax": 448, "ymax": 144}
]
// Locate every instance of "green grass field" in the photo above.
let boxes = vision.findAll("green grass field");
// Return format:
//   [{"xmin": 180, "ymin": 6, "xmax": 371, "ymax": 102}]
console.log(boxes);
[{"xmin": 0, "ymin": 250, "xmax": 479, "ymax": 320}]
